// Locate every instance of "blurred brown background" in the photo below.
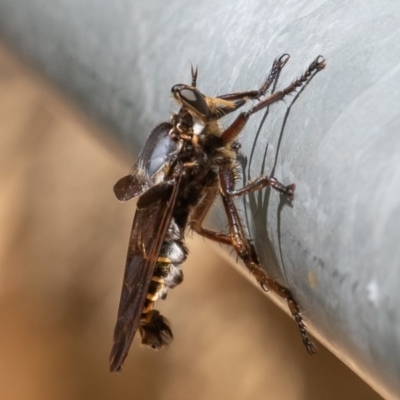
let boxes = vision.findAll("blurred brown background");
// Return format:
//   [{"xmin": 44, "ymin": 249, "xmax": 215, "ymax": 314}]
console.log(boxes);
[{"xmin": 0, "ymin": 43, "xmax": 382, "ymax": 400}]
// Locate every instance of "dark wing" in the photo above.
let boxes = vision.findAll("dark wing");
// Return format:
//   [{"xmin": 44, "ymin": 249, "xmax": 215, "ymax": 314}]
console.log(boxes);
[
  {"xmin": 113, "ymin": 174, "xmax": 147, "ymax": 202},
  {"xmin": 109, "ymin": 173, "xmax": 181, "ymax": 372}
]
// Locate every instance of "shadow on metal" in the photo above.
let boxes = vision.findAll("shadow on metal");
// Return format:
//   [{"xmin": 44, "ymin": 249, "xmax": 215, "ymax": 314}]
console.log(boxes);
[{"xmin": 239, "ymin": 67, "xmax": 322, "ymax": 286}]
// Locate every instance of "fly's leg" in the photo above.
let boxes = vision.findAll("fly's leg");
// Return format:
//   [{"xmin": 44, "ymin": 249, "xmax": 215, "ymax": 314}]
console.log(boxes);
[
  {"xmin": 189, "ymin": 181, "xmax": 232, "ymax": 245},
  {"xmin": 229, "ymin": 176, "xmax": 296, "ymax": 201},
  {"xmin": 206, "ymin": 55, "xmax": 291, "ymax": 120},
  {"xmin": 189, "ymin": 184, "xmax": 280, "ymax": 330},
  {"xmin": 217, "ymin": 54, "xmax": 290, "ymax": 101},
  {"xmin": 245, "ymin": 55, "xmax": 326, "ymax": 116},
  {"xmin": 219, "ymin": 165, "xmax": 317, "ymax": 355},
  {"xmin": 189, "ymin": 169, "xmax": 317, "ymax": 354},
  {"xmin": 221, "ymin": 55, "xmax": 326, "ymax": 144}
]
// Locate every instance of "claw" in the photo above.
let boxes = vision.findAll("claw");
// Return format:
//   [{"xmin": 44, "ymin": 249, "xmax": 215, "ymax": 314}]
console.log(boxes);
[
  {"xmin": 315, "ymin": 55, "xmax": 327, "ymax": 71},
  {"xmin": 306, "ymin": 340, "xmax": 318, "ymax": 355},
  {"xmin": 285, "ymin": 183, "xmax": 296, "ymax": 201}
]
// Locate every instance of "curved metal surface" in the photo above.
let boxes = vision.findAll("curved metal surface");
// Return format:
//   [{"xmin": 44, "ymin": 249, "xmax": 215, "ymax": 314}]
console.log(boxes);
[{"xmin": 1, "ymin": 1, "xmax": 400, "ymax": 398}]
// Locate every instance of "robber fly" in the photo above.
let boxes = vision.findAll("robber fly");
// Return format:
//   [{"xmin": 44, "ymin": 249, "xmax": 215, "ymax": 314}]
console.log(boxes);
[{"xmin": 109, "ymin": 54, "xmax": 326, "ymax": 372}]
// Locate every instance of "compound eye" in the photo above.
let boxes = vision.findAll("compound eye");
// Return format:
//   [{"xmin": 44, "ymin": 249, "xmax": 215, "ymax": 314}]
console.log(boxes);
[
  {"xmin": 179, "ymin": 88, "xmax": 197, "ymax": 103},
  {"xmin": 172, "ymin": 85, "xmax": 210, "ymax": 118},
  {"xmin": 180, "ymin": 88, "xmax": 209, "ymax": 117}
]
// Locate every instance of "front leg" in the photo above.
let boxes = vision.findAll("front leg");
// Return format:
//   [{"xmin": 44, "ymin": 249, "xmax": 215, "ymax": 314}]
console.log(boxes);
[
  {"xmin": 203, "ymin": 54, "xmax": 291, "ymax": 121},
  {"xmin": 220, "ymin": 55, "xmax": 326, "ymax": 144},
  {"xmin": 189, "ymin": 180, "xmax": 232, "ymax": 245},
  {"xmin": 219, "ymin": 165, "xmax": 317, "ymax": 355},
  {"xmin": 217, "ymin": 54, "xmax": 290, "ymax": 101}
]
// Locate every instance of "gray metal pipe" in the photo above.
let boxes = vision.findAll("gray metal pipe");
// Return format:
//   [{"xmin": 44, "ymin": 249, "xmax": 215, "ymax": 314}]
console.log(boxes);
[{"xmin": 1, "ymin": 0, "xmax": 399, "ymax": 398}]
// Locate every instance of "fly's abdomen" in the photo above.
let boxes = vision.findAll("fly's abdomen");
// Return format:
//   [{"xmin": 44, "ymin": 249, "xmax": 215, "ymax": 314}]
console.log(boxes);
[{"xmin": 139, "ymin": 220, "xmax": 187, "ymax": 349}]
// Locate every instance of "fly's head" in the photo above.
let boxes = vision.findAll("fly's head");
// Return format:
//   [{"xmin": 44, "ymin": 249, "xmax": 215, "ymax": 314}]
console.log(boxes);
[
  {"xmin": 172, "ymin": 84, "xmax": 211, "ymax": 121},
  {"xmin": 172, "ymin": 80, "xmax": 245, "ymax": 124},
  {"xmin": 172, "ymin": 66, "xmax": 247, "ymax": 130}
]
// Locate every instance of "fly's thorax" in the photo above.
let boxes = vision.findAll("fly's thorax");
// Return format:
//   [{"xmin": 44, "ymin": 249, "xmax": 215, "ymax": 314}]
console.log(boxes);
[
  {"xmin": 199, "ymin": 127, "xmax": 237, "ymax": 165},
  {"xmin": 171, "ymin": 108, "xmax": 196, "ymax": 141},
  {"xmin": 192, "ymin": 119, "xmax": 205, "ymax": 135}
]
